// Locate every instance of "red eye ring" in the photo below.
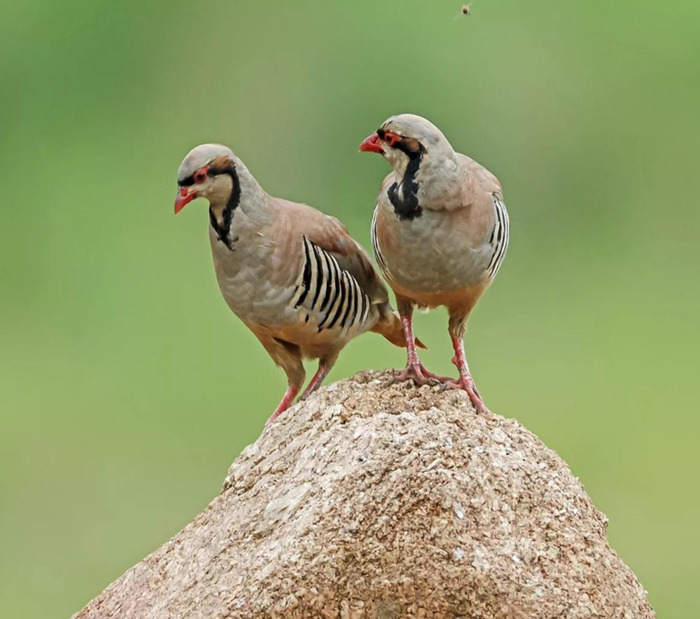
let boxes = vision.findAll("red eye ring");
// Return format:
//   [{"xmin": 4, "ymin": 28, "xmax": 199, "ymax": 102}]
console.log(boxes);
[
  {"xmin": 384, "ymin": 132, "xmax": 401, "ymax": 147},
  {"xmin": 194, "ymin": 167, "xmax": 208, "ymax": 184}
]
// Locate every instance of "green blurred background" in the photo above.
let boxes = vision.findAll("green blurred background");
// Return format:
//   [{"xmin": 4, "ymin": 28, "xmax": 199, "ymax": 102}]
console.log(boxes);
[{"xmin": 1, "ymin": 1, "xmax": 698, "ymax": 616}]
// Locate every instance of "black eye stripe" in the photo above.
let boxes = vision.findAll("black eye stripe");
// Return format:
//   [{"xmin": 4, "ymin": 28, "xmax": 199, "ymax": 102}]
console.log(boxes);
[
  {"xmin": 178, "ymin": 167, "xmax": 223, "ymax": 187},
  {"xmin": 376, "ymin": 129, "xmax": 424, "ymax": 158},
  {"xmin": 208, "ymin": 166, "xmax": 228, "ymax": 176},
  {"xmin": 377, "ymin": 128, "xmax": 421, "ymax": 155},
  {"xmin": 396, "ymin": 140, "xmax": 423, "ymax": 157}
]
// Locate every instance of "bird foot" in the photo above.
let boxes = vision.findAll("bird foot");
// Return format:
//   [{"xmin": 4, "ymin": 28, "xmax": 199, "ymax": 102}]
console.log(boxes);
[
  {"xmin": 441, "ymin": 377, "xmax": 490, "ymax": 414},
  {"xmin": 266, "ymin": 385, "xmax": 300, "ymax": 425},
  {"xmin": 418, "ymin": 366, "xmax": 453, "ymax": 383},
  {"xmin": 391, "ymin": 363, "xmax": 444, "ymax": 387}
]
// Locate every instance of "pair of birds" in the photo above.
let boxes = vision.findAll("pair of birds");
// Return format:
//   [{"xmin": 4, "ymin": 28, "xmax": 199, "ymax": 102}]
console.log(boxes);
[{"xmin": 174, "ymin": 114, "xmax": 509, "ymax": 423}]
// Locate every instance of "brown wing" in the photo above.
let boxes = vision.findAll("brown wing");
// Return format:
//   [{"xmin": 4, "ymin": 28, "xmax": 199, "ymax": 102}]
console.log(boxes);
[
  {"xmin": 264, "ymin": 197, "xmax": 417, "ymax": 349},
  {"xmin": 275, "ymin": 198, "xmax": 391, "ymax": 307}
]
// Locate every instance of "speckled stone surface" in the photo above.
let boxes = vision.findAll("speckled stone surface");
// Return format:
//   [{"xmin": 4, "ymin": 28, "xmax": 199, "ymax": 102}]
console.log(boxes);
[{"xmin": 73, "ymin": 371, "xmax": 655, "ymax": 619}]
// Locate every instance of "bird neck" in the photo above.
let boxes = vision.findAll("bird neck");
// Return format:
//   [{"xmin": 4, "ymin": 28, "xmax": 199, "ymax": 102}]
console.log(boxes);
[
  {"xmin": 415, "ymin": 151, "xmax": 464, "ymax": 211},
  {"xmin": 387, "ymin": 146, "xmax": 426, "ymax": 221},
  {"xmin": 388, "ymin": 148, "xmax": 462, "ymax": 219},
  {"xmin": 209, "ymin": 162, "xmax": 268, "ymax": 250}
]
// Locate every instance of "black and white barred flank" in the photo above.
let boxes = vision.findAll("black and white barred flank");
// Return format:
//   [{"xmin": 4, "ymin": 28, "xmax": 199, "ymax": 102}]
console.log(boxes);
[
  {"xmin": 290, "ymin": 236, "xmax": 371, "ymax": 333},
  {"xmin": 486, "ymin": 194, "xmax": 509, "ymax": 279},
  {"xmin": 370, "ymin": 206, "xmax": 389, "ymax": 279}
]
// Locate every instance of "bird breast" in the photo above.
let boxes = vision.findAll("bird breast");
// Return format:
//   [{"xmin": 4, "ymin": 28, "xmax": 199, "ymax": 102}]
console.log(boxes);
[
  {"xmin": 373, "ymin": 202, "xmax": 496, "ymax": 294},
  {"xmin": 209, "ymin": 225, "xmax": 297, "ymax": 327}
]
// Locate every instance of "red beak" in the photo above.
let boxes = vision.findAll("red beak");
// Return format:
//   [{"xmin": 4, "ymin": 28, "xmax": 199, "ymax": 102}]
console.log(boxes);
[
  {"xmin": 359, "ymin": 132, "xmax": 384, "ymax": 154},
  {"xmin": 174, "ymin": 187, "xmax": 197, "ymax": 214}
]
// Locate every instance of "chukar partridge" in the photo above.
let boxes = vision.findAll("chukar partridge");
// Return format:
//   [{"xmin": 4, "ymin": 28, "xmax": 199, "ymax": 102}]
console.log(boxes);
[
  {"xmin": 360, "ymin": 114, "xmax": 509, "ymax": 413},
  {"xmin": 175, "ymin": 144, "xmax": 408, "ymax": 423}
]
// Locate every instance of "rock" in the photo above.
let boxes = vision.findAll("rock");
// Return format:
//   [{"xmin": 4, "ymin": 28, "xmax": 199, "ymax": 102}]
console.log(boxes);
[{"xmin": 73, "ymin": 371, "xmax": 655, "ymax": 619}]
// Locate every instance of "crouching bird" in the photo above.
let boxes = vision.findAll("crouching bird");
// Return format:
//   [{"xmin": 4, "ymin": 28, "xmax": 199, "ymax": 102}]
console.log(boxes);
[
  {"xmin": 360, "ymin": 115, "xmax": 509, "ymax": 413},
  {"xmin": 174, "ymin": 144, "xmax": 409, "ymax": 423}
]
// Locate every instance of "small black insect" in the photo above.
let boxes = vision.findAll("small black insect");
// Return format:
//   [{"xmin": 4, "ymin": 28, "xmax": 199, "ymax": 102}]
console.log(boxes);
[{"xmin": 453, "ymin": 3, "xmax": 475, "ymax": 20}]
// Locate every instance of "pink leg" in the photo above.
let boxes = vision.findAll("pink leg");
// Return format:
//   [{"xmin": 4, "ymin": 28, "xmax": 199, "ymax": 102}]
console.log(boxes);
[
  {"xmin": 393, "ymin": 315, "xmax": 449, "ymax": 386},
  {"xmin": 299, "ymin": 360, "xmax": 332, "ymax": 400},
  {"xmin": 443, "ymin": 336, "xmax": 489, "ymax": 413},
  {"xmin": 267, "ymin": 383, "xmax": 301, "ymax": 424}
]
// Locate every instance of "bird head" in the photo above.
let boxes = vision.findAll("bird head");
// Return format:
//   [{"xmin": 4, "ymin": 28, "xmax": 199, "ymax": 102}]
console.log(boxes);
[
  {"xmin": 174, "ymin": 144, "xmax": 238, "ymax": 214},
  {"xmin": 359, "ymin": 114, "xmax": 452, "ymax": 175}
]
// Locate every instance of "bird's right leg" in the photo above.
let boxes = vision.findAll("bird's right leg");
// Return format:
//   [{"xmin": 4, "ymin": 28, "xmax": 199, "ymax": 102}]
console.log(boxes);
[
  {"xmin": 392, "ymin": 299, "xmax": 446, "ymax": 386},
  {"xmin": 269, "ymin": 382, "xmax": 302, "ymax": 424},
  {"xmin": 268, "ymin": 352, "xmax": 305, "ymax": 423},
  {"xmin": 258, "ymin": 335, "xmax": 306, "ymax": 425}
]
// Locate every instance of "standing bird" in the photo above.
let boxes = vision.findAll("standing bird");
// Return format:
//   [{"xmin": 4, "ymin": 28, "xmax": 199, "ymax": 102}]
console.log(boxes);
[
  {"xmin": 359, "ymin": 114, "xmax": 509, "ymax": 413},
  {"xmin": 174, "ymin": 144, "xmax": 409, "ymax": 423}
]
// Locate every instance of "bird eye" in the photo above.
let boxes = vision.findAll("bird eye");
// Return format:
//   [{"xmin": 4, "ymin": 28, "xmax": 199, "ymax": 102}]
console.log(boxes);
[
  {"xmin": 384, "ymin": 132, "xmax": 401, "ymax": 147},
  {"xmin": 194, "ymin": 168, "xmax": 207, "ymax": 184}
]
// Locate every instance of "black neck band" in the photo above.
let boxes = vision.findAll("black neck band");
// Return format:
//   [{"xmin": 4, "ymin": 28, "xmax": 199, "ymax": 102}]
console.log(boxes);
[
  {"xmin": 388, "ymin": 145, "xmax": 425, "ymax": 221},
  {"xmin": 209, "ymin": 165, "xmax": 241, "ymax": 250}
]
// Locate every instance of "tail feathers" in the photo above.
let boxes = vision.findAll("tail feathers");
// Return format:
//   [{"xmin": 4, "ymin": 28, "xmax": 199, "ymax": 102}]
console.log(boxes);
[{"xmin": 371, "ymin": 310, "xmax": 427, "ymax": 349}]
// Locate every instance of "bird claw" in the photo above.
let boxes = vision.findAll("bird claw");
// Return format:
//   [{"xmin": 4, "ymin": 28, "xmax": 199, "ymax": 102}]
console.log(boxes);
[
  {"xmin": 390, "ymin": 363, "xmax": 442, "ymax": 387},
  {"xmin": 441, "ymin": 377, "xmax": 490, "ymax": 414}
]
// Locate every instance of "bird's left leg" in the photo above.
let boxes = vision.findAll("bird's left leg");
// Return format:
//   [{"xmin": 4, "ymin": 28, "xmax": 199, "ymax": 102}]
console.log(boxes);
[
  {"xmin": 299, "ymin": 354, "xmax": 338, "ymax": 401},
  {"xmin": 443, "ymin": 314, "xmax": 489, "ymax": 413}
]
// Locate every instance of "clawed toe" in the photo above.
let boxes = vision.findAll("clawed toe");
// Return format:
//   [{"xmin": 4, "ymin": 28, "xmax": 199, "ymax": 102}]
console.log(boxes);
[
  {"xmin": 391, "ymin": 363, "xmax": 440, "ymax": 387},
  {"xmin": 441, "ymin": 377, "xmax": 490, "ymax": 414},
  {"xmin": 416, "ymin": 364, "xmax": 453, "ymax": 383}
]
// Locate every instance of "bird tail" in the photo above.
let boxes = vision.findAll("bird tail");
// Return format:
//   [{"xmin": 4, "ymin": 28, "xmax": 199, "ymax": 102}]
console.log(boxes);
[{"xmin": 371, "ymin": 309, "xmax": 427, "ymax": 349}]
